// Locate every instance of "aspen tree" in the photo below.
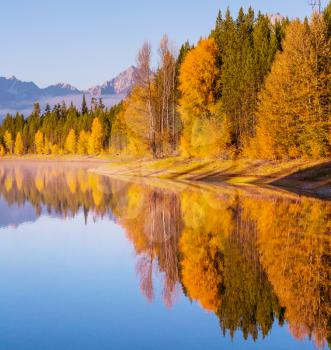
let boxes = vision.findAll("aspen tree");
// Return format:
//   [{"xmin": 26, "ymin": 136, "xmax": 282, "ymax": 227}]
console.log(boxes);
[
  {"xmin": 4, "ymin": 131, "xmax": 13, "ymax": 154},
  {"xmin": 65, "ymin": 129, "xmax": 76, "ymax": 154},
  {"xmin": 34, "ymin": 130, "xmax": 44, "ymax": 154},
  {"xmin": 14, "ymin": 132, "xmax": 24, "ymax": 155}
]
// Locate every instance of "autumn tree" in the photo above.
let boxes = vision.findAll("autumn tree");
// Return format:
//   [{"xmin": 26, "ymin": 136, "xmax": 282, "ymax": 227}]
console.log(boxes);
[
  {"xmin": 65, "ymin": 129, "xmax": 76, "ymax": 154},
  {"xmin": 34, "ymin": 130, "xmax": 44, "ymax": 154},
  {"xmin": 109, "ymin": 108, "xmax": 128, "ymax": 154},
  {"xmin": 156, "ymin": 35, "xmax": 178, "ymax": 155},
  {"xmin": 179, "ymin": 37, "xmax": 230, "ymax": 157},
  {"xmin": 77, "ymin": 130, "xmax": 89, "ymax": 155},
  {"xmin": 250, "ymin": 15, "xmax": 331, "ymax": 159},
  {"xmin": 43, "ymin": 137, "xmax": 52, "ymax": 155},
  {"xmin": 122, "ymin": 91, "xmax": 151, "ymax": 156},
  {"xmin": 122, "ymin": 36, "xmax": 178, "ymax": 157},
  {"xmin": 4, "ymin": 131, "xmax": 13, "ymax": 154},
  {"xmin": 0, "ymin": 144, "xmax": 5, "ymax": 157},
  {"xmin": 14, "ymin": 132, "xmax": 24, "ymax": 155},
  {"xmin": 134, "ymin": 41, "xmax": 156, "ymax": 156},
  {"xmin": 88, "ymin": 117, "xmax": 104, "ymax": 155}
]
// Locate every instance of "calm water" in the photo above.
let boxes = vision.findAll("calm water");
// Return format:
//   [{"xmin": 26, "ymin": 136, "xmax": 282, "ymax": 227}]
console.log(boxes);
[{"xmin": 0, "ymin": 162, "xmax": 329, "ymax": 350}]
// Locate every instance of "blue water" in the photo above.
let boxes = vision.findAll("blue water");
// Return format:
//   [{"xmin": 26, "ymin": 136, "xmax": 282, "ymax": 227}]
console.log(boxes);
[
  {"xmin": 0, "ymin": 213, "xmax": 321, "ymax": 350},
  {"xmin": 0, "ymin": 162, "xmax": 328, "ymax": 350}
]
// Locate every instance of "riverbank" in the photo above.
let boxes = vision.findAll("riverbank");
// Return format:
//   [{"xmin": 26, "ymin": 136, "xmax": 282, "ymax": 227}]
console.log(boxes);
[
  {"xmin": 93, "ymin": 157, "xmax": 331, "ymax": 199},
  {"xmin": 1, "ymin": 156, "xmax": 330, "ymax": 199}
]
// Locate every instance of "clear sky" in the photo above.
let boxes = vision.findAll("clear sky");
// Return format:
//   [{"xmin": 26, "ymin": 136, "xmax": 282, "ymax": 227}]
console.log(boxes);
[{"xmin": 0, "ymin": 0, "xmax": 327, "ymax": 90}]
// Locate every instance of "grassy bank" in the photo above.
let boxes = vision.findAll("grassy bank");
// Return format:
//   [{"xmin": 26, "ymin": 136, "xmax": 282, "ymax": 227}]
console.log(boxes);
[{"xmin": 93, "ymin": 157, "xmax": 331, "ymax": 199}]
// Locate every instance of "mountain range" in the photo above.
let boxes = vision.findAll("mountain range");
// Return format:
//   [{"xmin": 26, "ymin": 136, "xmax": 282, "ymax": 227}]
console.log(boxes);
[{"xmin": 0, "ymin": 66, "xmax": 137, "ymax": 118}]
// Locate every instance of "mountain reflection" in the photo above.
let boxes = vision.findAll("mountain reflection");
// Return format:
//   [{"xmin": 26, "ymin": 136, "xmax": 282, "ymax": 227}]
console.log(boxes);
[{"xmin": 0, "ymin": 162, "xmax": 330, "ymax": 349}]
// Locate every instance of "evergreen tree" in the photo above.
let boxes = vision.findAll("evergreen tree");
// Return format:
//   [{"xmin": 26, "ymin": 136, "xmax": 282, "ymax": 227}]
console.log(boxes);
[
  {"xmin": 45, "ymin": 103, "xmax": 51, "ymax": 114},
  {"xmin": 81, "ymin": 94, "xmax": 88, "ymax": 115},
  {"xmin": 33, "ymin": 102, "xmax": 41, "ymax": 117},
  {"xmin": 212, "ymin": 8, "xmax": 283, "ymax": 151}
]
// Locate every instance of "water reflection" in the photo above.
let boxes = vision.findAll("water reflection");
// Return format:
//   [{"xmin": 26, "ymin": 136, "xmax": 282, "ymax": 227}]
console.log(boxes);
[{"xmin": 0, "ymin": 162, "xmax": 330, "ymax": 349}]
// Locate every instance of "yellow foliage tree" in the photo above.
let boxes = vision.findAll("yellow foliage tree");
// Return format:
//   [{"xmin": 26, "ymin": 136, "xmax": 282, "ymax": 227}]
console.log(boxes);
[
  {"xmin": 65, "ymin": 129, "xmax": 76, "ymax": 154},
  {"xmin": 179, "ymin": 38, "xmax": 220, "ymax": 114},
  {"xmin": 0, "ymin": 144, "xmax": 5, "ymax": 157},
  {"xmin": 249, "ymin": 16, "xmax": 331, "ymax": 159},
  {"xmin": 34, "ymin": 130, "xmax": 44, "ymax": 154},
  {"xmin": 109, "ymin": 111, "xmax": 128, "ymax": 154},
  {"xmin": 178, "ymin": 38, "xmax": 229, "ymax": 157},
  {"xmin": 43, "ymin": 137, "xmax": 52, "ymax": 155},
  {"xmin": 88, "ymin": 118, "xmax": 104, "ymax": 155},
  {"xmin": 50, "ymin": 144, "xmax": 60, "ymax": 155},
  {"xmin": 14, "ymin": 132, "xmax": 24, "ymax": 155},
  {"xmin": 4, "ymin": 131, "xmax": 13, "ymax": 154},
  {"xmin": 77, "ymin": 130, "xmax": 89, "ymax": 155},
  {"xmin": 122, "ymin": 89, "xmax": 151, "ymax": 156}
]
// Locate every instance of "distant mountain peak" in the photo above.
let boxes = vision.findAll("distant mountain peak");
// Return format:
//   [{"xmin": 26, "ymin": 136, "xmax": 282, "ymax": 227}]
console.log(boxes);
[
  {"xmin": 53, "ymin": 82, "xmax": 77, "ymax": 90},
  {"xmin": 88, "ymin": 66, "xmax": 137, "ymax": 97},
  {"xmin": 43, "ymin": 82, "xmax": 80, "ymax": 96}
]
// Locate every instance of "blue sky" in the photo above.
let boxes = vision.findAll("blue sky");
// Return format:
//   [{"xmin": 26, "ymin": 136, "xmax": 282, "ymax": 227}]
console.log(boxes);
[{"xmin": 0, "ymin": 0, "xmax": 327, "ymax": 89}]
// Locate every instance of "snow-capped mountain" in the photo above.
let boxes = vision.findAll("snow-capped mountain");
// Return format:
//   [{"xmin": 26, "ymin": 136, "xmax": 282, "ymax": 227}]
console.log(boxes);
[
  {"xmin": 43, "ymin": 83, "xmax": 81, "ymax": 97},
  {"xmin": 0, "ymin": 67, "xmax": 136, "ymax": 118},
  {"xmin": 88, "ymin": 66, "xmax": 137, "ymax": 97}
]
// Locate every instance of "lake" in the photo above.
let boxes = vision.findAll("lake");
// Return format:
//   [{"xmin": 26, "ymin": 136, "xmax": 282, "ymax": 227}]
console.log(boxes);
[{"xmin": 0, "ymin": 161, "xmax": 329, "ymax": 350}]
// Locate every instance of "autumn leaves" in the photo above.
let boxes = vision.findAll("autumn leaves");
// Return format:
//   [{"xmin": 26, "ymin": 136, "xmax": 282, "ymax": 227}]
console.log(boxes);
[
  {"xmin": 250, "ymin": 15, "xmax": 331, "ymax": 159},
  {"xmin": 30, "ymin": 117, "xmax": 104, "ymax": 155},
  {"xmin": 119, "ymin": 7, "xmax": 330, "ymax": 160}
]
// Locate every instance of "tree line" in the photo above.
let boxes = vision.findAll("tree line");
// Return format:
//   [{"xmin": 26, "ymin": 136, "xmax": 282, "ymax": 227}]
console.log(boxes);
[
  {"xmin": 0, "ymin": 98, "xmax": 121, "ymax": 156},
  {"xmin": 0, "ymin": 4, "xmax": 330, "ymax": 159}
]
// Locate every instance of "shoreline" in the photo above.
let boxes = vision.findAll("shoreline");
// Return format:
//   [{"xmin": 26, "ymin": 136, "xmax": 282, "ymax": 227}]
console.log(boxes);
[{"xmin": 1, "ymin": 156, "xmax": 330, "ymax": 199}]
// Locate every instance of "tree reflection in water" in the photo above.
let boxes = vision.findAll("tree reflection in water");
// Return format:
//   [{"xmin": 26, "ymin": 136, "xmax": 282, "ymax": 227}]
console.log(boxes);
[{"xmin": 0, "ymin": 162, "xmax": 329, "ymax": 349}]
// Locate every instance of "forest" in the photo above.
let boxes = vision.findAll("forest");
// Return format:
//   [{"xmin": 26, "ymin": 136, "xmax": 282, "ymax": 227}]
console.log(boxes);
[{"xmin": 0, "ymin": 4, "xmax": 330, "ymax": 160}]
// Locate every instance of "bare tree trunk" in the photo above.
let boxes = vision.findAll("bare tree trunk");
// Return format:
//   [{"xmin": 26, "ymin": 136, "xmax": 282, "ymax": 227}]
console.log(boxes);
[{"xmin": 136, "ymin": 42, "xmax": 157, "ymax": 157}]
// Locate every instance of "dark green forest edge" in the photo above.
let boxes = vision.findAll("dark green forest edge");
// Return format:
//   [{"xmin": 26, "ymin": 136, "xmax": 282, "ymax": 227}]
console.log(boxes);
[{"xmin": 0, "ymin": 4, "xmax": 330, "ymax": 195}]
